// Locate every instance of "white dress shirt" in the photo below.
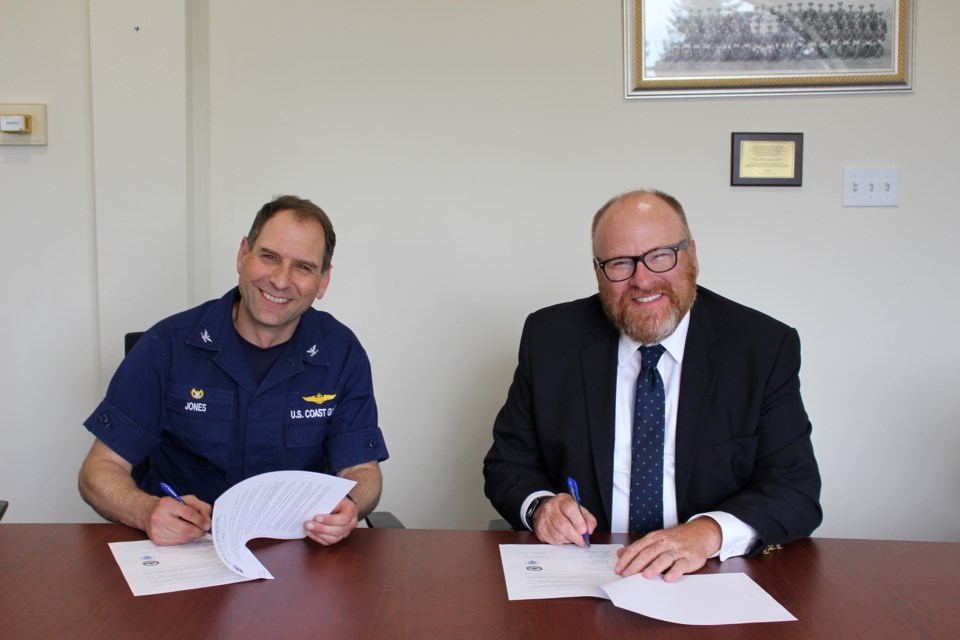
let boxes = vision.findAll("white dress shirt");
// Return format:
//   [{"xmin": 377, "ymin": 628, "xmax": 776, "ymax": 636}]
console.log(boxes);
[{"xmin": 610, "ymin": 312, "xmax": 757, "ymax": 560}]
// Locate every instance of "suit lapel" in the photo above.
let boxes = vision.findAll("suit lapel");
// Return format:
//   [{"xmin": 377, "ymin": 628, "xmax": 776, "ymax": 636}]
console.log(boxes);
[
  {"xmin": 674, "ymin": 291, "xmax": 719, "ymax": 511},
  {"xmin": 581, "ymin": 304, "xmax": 619, "ymax": 528}
]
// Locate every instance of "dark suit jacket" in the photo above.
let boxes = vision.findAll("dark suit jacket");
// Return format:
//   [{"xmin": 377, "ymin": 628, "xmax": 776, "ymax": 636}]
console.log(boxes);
[{"xmin": 483, "ymin": 287, "xmax": 822, "ymax": 553}]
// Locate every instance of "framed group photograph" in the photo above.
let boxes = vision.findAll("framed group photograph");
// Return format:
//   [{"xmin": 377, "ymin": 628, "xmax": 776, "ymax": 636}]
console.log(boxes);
[{"xmin": 624, "ymin": 0, "xmax": 914, "ymax": 98}]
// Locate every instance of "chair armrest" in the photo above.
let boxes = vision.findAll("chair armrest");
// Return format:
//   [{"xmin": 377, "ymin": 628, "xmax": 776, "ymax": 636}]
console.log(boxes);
[
  {"xmin": 365, "ymin": 511, "xmax": 405, "ymax": 529},
  {"xmin": 488, "ymin": 518, "xmax": 512, "ymax": 531}
]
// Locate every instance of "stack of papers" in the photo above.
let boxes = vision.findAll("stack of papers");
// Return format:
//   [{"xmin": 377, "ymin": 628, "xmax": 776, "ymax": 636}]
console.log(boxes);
[
  {"xmin": 498, "ymin": 544, "xmax": 796, "ymax": 625},
  {"xmin": 109, "ymin": 470, "xmax": 355, "ymax": 596}
]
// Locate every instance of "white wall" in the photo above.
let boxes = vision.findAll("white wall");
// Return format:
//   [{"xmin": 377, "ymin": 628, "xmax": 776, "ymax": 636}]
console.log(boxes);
[
  {"xmin": 89, "ymin": 0, "xmax": 191, "ymax": 381},
  {"xmin": 0, "ymin": 0, "xmax": 101, "ymax": 522},
  {"xmin": 2, "ymin": 1, "xmax": 957, "ymax": 542}
]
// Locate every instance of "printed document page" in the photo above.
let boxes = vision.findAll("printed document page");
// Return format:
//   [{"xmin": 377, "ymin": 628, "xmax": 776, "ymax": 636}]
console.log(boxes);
[
  {"xmin": 499, "ymin": 543, "xmax": 622, "ymax": 600},
  {"xmin": 109, "ymin": 535, "xmax": 253, "ymax": 596},
  {"xmin": 212, "ymin": 470, "xmax": 355, "ymax": 579},
  {"xmin": 499, "ymin": 543, "xmax": 796, "ymax": 625}
]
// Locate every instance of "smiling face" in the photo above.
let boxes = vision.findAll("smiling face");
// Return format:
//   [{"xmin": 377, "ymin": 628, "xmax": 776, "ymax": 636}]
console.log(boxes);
[
  {"xmin": 593, "ymin": 192, "xmax": 698, "ymax": 345},
  {"xmin": 234, "ymin": 209, "xmax": 331, "ymax": 347}
]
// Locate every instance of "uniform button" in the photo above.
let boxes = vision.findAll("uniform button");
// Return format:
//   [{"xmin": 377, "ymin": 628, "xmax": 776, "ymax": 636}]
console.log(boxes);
[
  {"xmin": 98, "ymin": 413, "xmax": 110, "ymax": 425},
  {"xmin": 366, "ymin": 439, "xmax": 378, "ymax": 448}
]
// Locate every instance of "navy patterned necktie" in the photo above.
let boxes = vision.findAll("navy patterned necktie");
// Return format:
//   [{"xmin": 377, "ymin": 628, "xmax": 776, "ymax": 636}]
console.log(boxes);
[{"xmin": 629, "ymin": 344, "xmax": 666, "ymax": 535}]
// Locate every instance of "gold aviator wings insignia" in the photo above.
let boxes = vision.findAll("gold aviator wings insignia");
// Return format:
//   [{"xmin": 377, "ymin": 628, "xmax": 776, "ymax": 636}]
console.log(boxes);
[{"xmin": 302, "ymin": 393, "xmax": 336, "ymax": 406}]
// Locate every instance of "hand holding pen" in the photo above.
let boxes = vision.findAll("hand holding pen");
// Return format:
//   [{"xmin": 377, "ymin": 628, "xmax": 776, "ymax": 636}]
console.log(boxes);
[
  {"xmin": 566, "ymin": 477, "xmax": 591, "ymax": 548},
  {"xmin": 530, "ymin": 480, "xmax": 597, "ymax": 547},
  {"xmin": 147, "ymin": 482, "xmax": 212, "ymax": 546}
]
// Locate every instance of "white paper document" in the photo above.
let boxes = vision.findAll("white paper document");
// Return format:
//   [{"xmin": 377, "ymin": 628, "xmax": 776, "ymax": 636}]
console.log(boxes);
[
  {"xmin": 109, "ymin": 470, "xmax": 356, "ymax": 596},
  {"xmin": 498, "ymin": 543, "xmax": 622, "ymax": 599},
  {"xmin": 109, "ymin": 535, "xmax": 253, "ymax": 596},
  {"xmin": 499, "ymin": 544, "xmax": 796, "ymax": 626},
  {"xmin": 600, "ymin": 572, "xmax": 796, "ymax": 625}
]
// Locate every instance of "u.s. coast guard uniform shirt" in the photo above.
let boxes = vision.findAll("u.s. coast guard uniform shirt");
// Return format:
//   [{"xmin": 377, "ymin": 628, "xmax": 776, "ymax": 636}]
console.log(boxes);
[{"xmin": 84, "ymin": 288, "xmax": 388, "ymax": 505}]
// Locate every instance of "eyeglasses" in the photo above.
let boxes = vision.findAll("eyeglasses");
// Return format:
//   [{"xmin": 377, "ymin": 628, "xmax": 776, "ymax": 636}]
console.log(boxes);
[{"xmin": 595, "ymin": 239, "xmax": 690, "ymax": 282}]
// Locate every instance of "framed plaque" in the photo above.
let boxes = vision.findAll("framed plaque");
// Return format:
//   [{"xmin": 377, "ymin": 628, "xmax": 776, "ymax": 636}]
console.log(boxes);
[{"xmin": 731, "ymin": 132, "xmax": 803, "ymax": 186}]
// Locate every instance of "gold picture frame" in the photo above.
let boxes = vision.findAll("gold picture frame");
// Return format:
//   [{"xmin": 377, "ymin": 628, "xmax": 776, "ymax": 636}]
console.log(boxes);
[{"xmin": 625, "ymin": 0, "xmax": 914, "ymax": 98}]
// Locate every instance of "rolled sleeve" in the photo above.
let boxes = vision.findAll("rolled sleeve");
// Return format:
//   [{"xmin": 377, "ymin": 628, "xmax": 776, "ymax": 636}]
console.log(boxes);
[
  {"xmin": 83, "ymin": 398, "xmax": 161, "ymax": 466},
  {"xmin": 325, "ymin": 426, "xmax": 389, "ymax": 473}
]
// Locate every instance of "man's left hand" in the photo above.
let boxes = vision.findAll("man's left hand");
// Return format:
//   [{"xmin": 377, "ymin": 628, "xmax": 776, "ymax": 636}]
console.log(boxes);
[
  {"xmin": 304, "ymin": 496, "xmax": 359, "ymax": 546},
  {"xmin": 614, "ymin": 517, "xmax": 722, "ymax": 583}
]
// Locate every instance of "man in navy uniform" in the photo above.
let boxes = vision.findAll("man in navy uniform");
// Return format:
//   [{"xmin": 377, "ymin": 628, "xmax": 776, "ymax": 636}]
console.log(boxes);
[{"xmin": 80, "ymin": 195, "xmax": 387, "ymax": 546}]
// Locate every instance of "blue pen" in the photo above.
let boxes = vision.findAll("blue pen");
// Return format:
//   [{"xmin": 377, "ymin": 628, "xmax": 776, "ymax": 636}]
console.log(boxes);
[
  {"xmin": 566, "ymin": 477, "xmax": 591, "ymax": 547},
  {"xmin": 161, "ymin": 482, "xmax": 212, "ymax": 533},
  {"xmin": 160, "ymin": 482, "xmax": 185, "ymax": 504}
]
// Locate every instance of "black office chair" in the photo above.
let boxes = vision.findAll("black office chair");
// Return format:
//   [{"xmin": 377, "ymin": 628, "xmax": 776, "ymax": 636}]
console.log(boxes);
[
  {"xmin": 123, "ymin": 332, "xmax": 403, "ymax": 528},
  {"xmin": 364, "ymin": 512, "xmax": 404, "ymax": 528},
  {"xmin": 0, "ymin": 499, "xmax": 9, "ymax": 521}
]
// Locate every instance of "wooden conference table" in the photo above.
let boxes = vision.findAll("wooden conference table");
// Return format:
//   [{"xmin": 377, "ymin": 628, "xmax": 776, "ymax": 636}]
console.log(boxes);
[{"xmin": 1, "ymin": 525, "xmax": 958, "ymax": 639}]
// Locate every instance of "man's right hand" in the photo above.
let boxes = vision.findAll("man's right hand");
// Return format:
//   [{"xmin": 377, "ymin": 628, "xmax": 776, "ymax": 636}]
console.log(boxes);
[
  {"xmin": 79, "ymin": 440, "xmax": 213, "ymax": 546},
  {"xmin": 146, "ymin": 495, "xmax": 212, "ymax": 546},
  {"xmin": 532, "ymin": 494, "xmax": 597, "ymax": 547}
]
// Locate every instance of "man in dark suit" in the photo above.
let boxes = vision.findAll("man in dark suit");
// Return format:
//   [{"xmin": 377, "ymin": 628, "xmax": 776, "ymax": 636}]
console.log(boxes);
[{"xmin": 483, "ymin": 189, "xmax": 821, "ymax": 582}]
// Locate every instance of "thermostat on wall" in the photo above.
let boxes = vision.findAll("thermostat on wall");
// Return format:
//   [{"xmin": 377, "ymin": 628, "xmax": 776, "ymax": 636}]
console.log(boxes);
[
  {"xmin": 0, "ymin": 114, "xmax": 32, "ymax": 132},
  {"xmin": 0, "ymin": 104, "xmax": 46, "ymax": 145}
]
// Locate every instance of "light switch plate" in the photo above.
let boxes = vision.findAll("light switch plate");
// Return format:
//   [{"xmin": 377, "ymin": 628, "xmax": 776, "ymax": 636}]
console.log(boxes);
[
  {"xmin": 0, "ymin": 104, "xmax": 47, "ymax": 145},
  {"xmin": 843, "ymin": 167, "xmax": 899, "ymax": 207}
]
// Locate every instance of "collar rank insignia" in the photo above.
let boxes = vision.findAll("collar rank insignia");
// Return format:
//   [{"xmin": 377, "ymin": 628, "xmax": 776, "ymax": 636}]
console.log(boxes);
[
  {"xmin": 306, "ymin": 344, "xmax": 319, "ymax": 358},
  {"xmin": 200, "ymin": 329, "xmax": 212, "ymax": 344}
]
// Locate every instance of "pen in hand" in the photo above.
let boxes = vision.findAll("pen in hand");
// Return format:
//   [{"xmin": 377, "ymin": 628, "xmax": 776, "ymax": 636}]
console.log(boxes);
[
  {"xmin": 566, "ymin": 477, "xmax": 591, "ymax": 547},
  {"xmin": 160, "ymin": 482, "xmax": 185, "ymax": 504},
  {"xmin": 160, "ymin": 482, "xmax": 212, "ymax": 533}
]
